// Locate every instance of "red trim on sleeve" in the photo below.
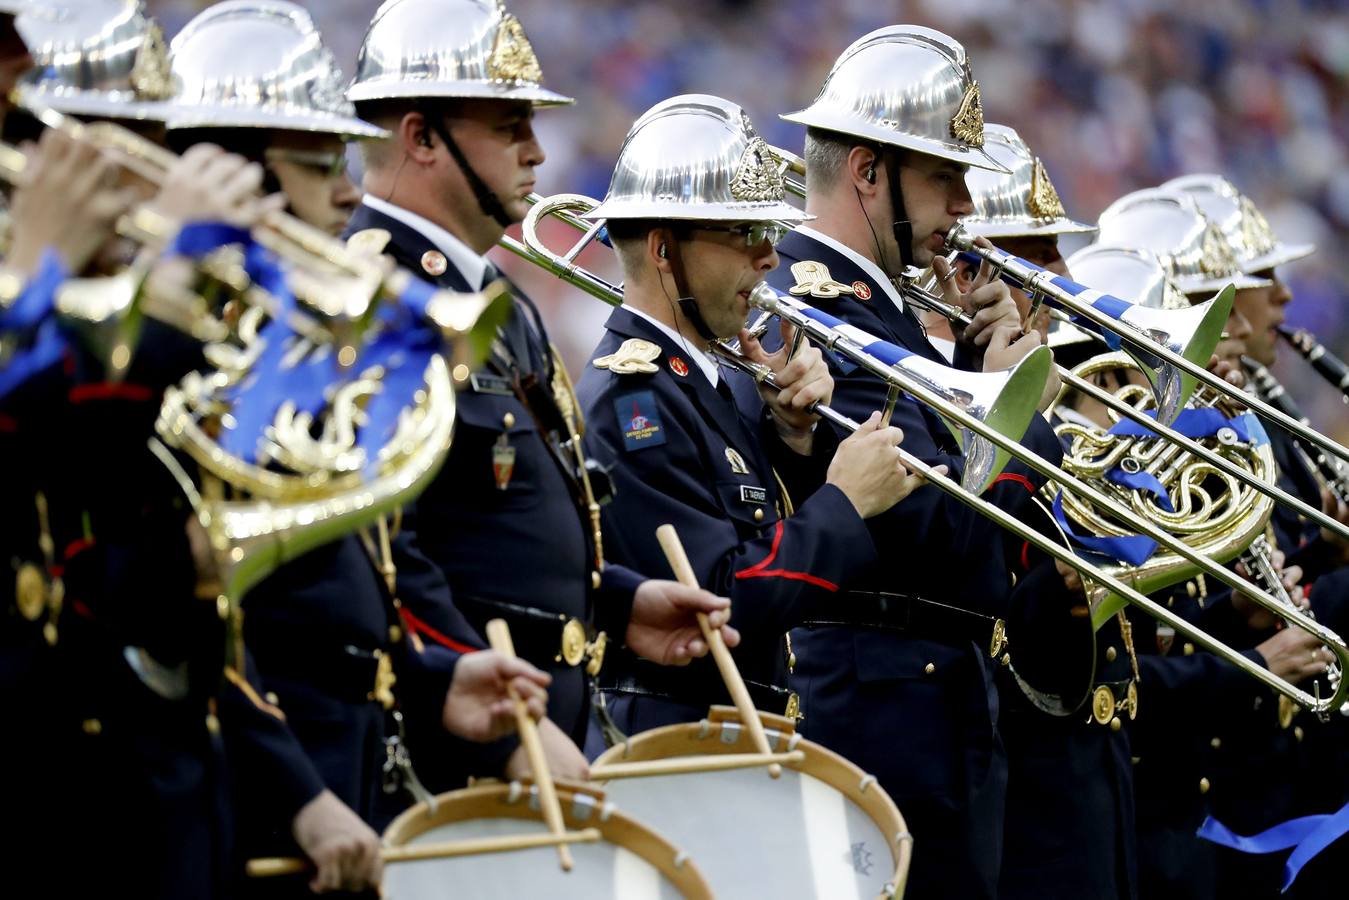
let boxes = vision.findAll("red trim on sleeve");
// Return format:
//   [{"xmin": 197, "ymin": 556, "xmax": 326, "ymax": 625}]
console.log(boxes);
[
  {"xmin": 734, "ymin": 521, "xmax": 839, "ymax": 592},
  {"xmin": 987, "ymin": 472, "xmax": 1036, "ymax": 495},
  {"xmin": 64, "ymin": 537, "xmax": 96, "ymax": 561},
  {"xmin": 399, "ymin": 607, "xmax": 480, "ymax": 655},
  {"xmin": 1020, "ymin": 541, "xmax": 1031, "ymax": 571},
  {"xmin": 68, "ymin": 383, "xmax": 154, "ymax": 404}
]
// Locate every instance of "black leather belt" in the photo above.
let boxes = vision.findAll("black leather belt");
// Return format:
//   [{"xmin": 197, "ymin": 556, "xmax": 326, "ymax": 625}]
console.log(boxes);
[
  {"xmin": 248, "ymin": 633, "xmax": 395, "ymax": 707},
  {"xmin": 604, "ymin": 669, "xmax": 800, "ymax": 721},
  {"xmin": 801, "ymin": 591, "xmax": 1008, "ymax": 659},
  {"xmin": 456, "ymin": 595, "xmax": 606, "ymax": 675}
]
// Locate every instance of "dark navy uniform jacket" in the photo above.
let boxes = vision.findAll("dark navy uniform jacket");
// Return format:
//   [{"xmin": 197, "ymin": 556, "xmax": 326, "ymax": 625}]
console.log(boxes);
[
  {"xmin": 762, "ymin": 229, "xmax": 1067, "ymax": 900},
  {"xmin": 576, "ymin": 305, "xmax": 877, "ymax": 731},
  {"xmin": 343, "ymin": 202, "xmax": 645, "ymax": 752},
  {"xmin": 0, "ymin": 319, "xmax": 334, "ymax": 898}
]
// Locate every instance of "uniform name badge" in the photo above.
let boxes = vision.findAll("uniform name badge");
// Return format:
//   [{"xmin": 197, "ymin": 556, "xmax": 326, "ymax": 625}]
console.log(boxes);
[{"xmin": 493, "ymin": 434, "xmax": 516, "ymax": 490}]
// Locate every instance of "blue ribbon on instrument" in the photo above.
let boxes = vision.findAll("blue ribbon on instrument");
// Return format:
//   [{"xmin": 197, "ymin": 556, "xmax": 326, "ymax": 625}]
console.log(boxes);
[
  {"xmin": 1053, "ymin": 408, "xmax": 1270, "ymax": 564},
  {"xmin": 956, "ymin": 251, "xmax": 1132, "ymax": 349},
  {"xmin": 0, "ymin": 248, "xmax": 72, "ymax": 401},
  {"xmin": 787, "ymin": 296, "xmax": 917, "ymax": 366},
  {"xmin": 347, "ymin": 275, "xmax": 444, "ymax": 476},
  {"xmin": 167, "ymin": 222, "xmax": 336, "ymax": 463},
  {"xmin": 1198, "ymin": 800, "xmax": 1349, "ymax": 892}
]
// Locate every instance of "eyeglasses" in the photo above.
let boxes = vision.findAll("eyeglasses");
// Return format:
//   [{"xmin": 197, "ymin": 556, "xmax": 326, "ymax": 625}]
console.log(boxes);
[
  {"xmin": 692, "ymin": 222, "xmax": 789, "ymax": 248},
  {"xmin": 264, "ymin": 148, "xmax": 350, "ymax": 180}
]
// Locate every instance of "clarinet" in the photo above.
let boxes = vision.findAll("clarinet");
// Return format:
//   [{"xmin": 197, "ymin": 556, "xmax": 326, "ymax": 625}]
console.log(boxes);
[
  {"xmin": 1243, "ymin": 356, "xmax": 1349, "ymax": 507},
  {"xmin": 1278, "ymin": 325, "xmax": 1349, "ymax": 401}
]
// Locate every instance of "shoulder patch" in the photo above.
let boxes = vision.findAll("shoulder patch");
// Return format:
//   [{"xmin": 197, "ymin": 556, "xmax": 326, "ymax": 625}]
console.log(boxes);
[
  {"xmin": 593, "ymin": 338, "xmax": 661, "ymax": 375},
  {"xmin": 789, "ymin": 261, "xmax": 857, "ymax": 300},
  {"xmin": 346, "ymin": 228, "xmax": 392, "ymax": 256},
  {"xmin": 614, "ymin": 390, "xmax": 667, "ymax": 451}
]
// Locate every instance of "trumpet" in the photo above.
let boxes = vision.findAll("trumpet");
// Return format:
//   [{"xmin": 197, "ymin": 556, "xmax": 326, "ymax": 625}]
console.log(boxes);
[
  {"xmin": 507, "ymin": 190, "xmax": 1349, "ymax": 717},
  {"xmin": 1278, "ymin": 325, "xmax": 1349, "ymax": 402},
  {"xmin": 944, "ymin": 223, "xmax": 1349, "ymax": 469},
  {"xmin": 0, "ymin": 105, "xmax": 511, "ymax": 374}
]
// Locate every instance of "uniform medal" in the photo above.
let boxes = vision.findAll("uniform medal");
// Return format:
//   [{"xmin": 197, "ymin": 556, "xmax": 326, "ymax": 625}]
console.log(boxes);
[{"xmin": 492, "ymin": 434, "xmax": 516, "ymax": 490}]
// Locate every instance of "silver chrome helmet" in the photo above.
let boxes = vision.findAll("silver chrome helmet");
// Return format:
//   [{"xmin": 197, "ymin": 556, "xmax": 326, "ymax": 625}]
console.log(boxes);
[
  {"xmin": 0, "ymin": 2, "xmax": 65, "ymax": 16},
  {"xmin": 781, "ymin": 25, "xmax": 1009, "ymax": 174},
  {"xmin": 587, "ymin": 94, "xmax": 810, "ymax": 225},
  {"xmin": 346, "ymin": 0, "xmax": 572, "ymax": 107},
  {"xmin": 1096, "ymin": 188, "xmax": 1271, "ymax": 295},
  {"xmin": 1162, "ymin": 173, "xmax": 1313, "ymax": 274},
  {"xmin": 15, "ymin": 0, "xmax": 178, "ymax": 122},
  {"xmin": 960, "ymin": 124, "xmax": 1095, "ymax": 239},
  {"xmin": 166, "ymin": 1, "xmax": 386, "ymax": 140},
  {"xmin": 1051, "ymin": 244, "xmax": 1188, "ymax": 353}
]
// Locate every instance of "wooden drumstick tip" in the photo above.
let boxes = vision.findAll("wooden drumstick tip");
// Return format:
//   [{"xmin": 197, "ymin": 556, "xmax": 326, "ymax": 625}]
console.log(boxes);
[{"xmin": 654, "ymin": 524, "xmax": 782, "ymax": 778}]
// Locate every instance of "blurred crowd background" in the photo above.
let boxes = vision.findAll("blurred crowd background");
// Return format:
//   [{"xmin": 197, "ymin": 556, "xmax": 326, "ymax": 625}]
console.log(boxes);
[{"xmin": 148, "ymin": 0, "xmax": 1349, "ymax": 438}]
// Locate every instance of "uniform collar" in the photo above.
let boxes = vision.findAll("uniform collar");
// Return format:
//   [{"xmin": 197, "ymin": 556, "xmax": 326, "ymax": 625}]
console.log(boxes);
[
  {"xmin": 794, "ymin": 224, "xmax": 904, "ymax": 314},
  {"xmin": 624, "ymin": 305, "xmax": 720, "ymax": 386},
  {"xmin": 360, "ymin": 195, "xmax": 488, "ymax": 289}
]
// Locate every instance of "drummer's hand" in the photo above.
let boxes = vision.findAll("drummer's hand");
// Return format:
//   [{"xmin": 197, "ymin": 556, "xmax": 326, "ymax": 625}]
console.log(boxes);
[
  {"xmin": 627, "ymin": 579, "xmax": 740, "ymax": 666},
  {"xmin": 291, "ymin": 789, "xmax": 383, "ymax": 893},
  {"xmin": 442, "ymin": 650, "xmax": 551, "ymax": 742},
  {"xmin": 505, "ymin": 717, "xmax": 590, "ymax": 782}
]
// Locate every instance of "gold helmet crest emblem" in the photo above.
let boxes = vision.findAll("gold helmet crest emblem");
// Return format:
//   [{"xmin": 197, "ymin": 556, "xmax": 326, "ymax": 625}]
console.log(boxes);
[
  {"xmin": 1199, "ymin": 225, "xmax": 1239, "ymax": 276},
  {"xmin": 1027, "ymin": 157, "xmax": 1067, "ymax": 220},
  {"xmin": 130, "ymin": 21, "xmax": 175, "ymax": 101},
  {"xmin": 1238, "ymin": 195, "xmax": 1276, "ymax": 258},
  {"xmin": 730, "ymin": 136, "xmax": 786, "ymax": 203},
  {"xmin": 488, "ymin": 12, "xmax": 544, "ymax": 85},
  {"xmin": 949, "ymin": 65, "xmax": 985, "ymax": 148}
]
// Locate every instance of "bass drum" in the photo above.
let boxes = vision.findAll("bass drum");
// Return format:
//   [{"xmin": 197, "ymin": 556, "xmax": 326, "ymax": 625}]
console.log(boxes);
[
  {"xmin": 381, "ymin": 781, "xmax": 713, "ymax": 899},
  {"xmin": 593, "ymin": 708, "xmax": 912, "ymax": 899}
]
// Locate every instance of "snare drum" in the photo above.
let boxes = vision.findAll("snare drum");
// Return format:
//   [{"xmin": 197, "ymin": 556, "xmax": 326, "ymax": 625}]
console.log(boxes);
[
  {"xmin": 593, "ymin": 709, "xmax": 912, "ymax": 899},
  {"xmin": 381, "ymin": 781, "xmax": 713, "ymax": 899}
]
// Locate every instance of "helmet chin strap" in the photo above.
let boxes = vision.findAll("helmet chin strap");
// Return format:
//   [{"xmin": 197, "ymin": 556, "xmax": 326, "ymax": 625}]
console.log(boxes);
[
  {"xmin": 420, "ymin": 102, "xmax": 514, "ymax": 229},
  {"xmin": 662, "ymin": 230, "xmax": 718, "ymax": 342},
  {"xmin": 880, "ymin": 149, "xmax": 915, "ymax": 270}
]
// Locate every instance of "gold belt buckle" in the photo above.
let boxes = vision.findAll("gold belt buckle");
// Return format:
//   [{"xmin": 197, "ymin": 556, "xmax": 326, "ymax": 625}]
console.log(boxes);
[
  {"xmin": 784, "ymin": 691, "xmax": 804, "ymax": 722},
  {"xmin": 559, "ymin": 618, "xmax": 587, "ymax": 667},
  {"xmin": 370, "ymin": 650, "xmax": 397, "ymax": 710},
  {"xmin": 1090, "ymin": 684, "xmax": 1116, "ymax": 725}
]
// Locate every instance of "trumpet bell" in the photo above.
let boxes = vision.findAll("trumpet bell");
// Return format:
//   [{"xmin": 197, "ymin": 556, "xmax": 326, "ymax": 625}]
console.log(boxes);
[
  {"xmin": 747, "ymin": 283, "xmax": 1053, "ymax": 493},
  {"xmin": 1111, "ymin": 284, "xmax": 1234, "ymax": 425}
]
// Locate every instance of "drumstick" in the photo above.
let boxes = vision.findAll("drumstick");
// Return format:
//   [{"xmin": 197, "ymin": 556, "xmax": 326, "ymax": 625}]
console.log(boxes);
[
  {"xmin": 484, "ymin": 618, "xmax": 574, "ymax": 872},
  {"xmin": 245, "ymin": 828, "xmax": 603, "ymax": 877},
  {"xmin": 655, "ymin": 524, "xmax": 782, "ymax": 778}
]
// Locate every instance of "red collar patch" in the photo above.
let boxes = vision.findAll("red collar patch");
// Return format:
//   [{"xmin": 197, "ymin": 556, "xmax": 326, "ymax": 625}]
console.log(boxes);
[
  {"xmin": 852, "ymin": 280, "xmax": 873, "ymax": 300},
  {"xmin": 669, "ymin": 357, "xmax": 689, "ymax": 377}
]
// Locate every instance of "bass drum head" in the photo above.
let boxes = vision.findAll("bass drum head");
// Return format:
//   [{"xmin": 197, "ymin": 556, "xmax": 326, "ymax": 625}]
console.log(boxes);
[
  {"xmin": 382, "ymin": 782, "xmax": 712, "ymax": 900},
  {"xmin": 594, "ymin": 715, "xmax": 909, "ymax": 899}
]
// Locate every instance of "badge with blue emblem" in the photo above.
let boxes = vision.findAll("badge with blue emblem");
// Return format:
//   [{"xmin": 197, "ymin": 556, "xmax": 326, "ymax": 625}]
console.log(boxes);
[{"xmin": 615, "ymin": 391, "xmax": 667, "ymax": 451}]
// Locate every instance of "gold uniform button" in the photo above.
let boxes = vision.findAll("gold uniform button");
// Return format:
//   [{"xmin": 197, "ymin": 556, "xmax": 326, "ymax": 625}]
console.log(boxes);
[
  {"xmin": 502, "ymin": 412, "xmax": 516, "ymax": 429},
  {"xmin": 1210, "ymin": 737, "xmax": 1221, "ymax": 750},
  {"xmin": 1110, "ymin": 717, "xmax": 1122, "ymax": 732},
  {"xmin": 206, "ymin": 713, "xmax": 221, "ymax": 735},
  {"xmin": 1199, "ymin": 777, "xmax": 1211, "ymax": 794},
  {"xmin": 1183, "ymin": 642, "xmax": 1196, "ymax": 656},
  {"xmin": 753, "ymin": 508, "xmax": 765, "ymax": 522},
  {"xmin": 923, "ymin": 663, "xmax": 936, "ymax": 675},
  {"xmin": 1009, "ymin": 571, "xmax": 1017, "ymax": 587},
  {"xmin": 1105, "ymin": 646, "xmax": 1118, "ymax": 663},
  {"xmin": 389, "ymin": 625, "xmax": 403, "ymax": 643},
  {"xmin": 591, "ymin": 570, "xmax": 602, "ymax": 590},
  {"xmin": 81, "ymin": 718, "xmax": 102, "ymax": 736},
  {"xmin": 1294, "ymin": 726, "xmax": 1305, "ymax": 742},
  {"xmin": 264, "ymin": 692, "xmax": 280, "ymax": 706}
]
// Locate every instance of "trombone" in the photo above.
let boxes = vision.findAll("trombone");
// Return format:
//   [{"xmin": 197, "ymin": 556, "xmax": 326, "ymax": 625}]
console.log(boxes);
[
  {"xmin": 944, "ymin": 223, "xmax": 1349, "ymax": 468},
  {"xmin": 503, "ymin": 190, "xmax": 1349, "ymax": 718}
]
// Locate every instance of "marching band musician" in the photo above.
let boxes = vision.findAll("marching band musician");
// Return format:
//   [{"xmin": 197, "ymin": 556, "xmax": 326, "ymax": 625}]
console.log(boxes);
[
  {"xmin": 344, "ymin": 0, "xmax": 740, "ymax": 784},
  {"xmin": 950, "ymin": 124, "xmax": 1139, "ymax": 900},
  {"xmin": 1091, "ymin": 189, "xmax": 1331, "ymax": 900},
  {"xmin": 574, "ymin": 94, "xmax": 924, "ymax": 734},
  {"xmin": 159, "ymin": 4, "xmax": 562, "ymax": 894},
  {"xmin": 763, "ymin": 26, "xmax": 1074, "ymax": 899},
  {"xmin": 3, "ymin": 3, "xmax": 554, "ymax": 895}
]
